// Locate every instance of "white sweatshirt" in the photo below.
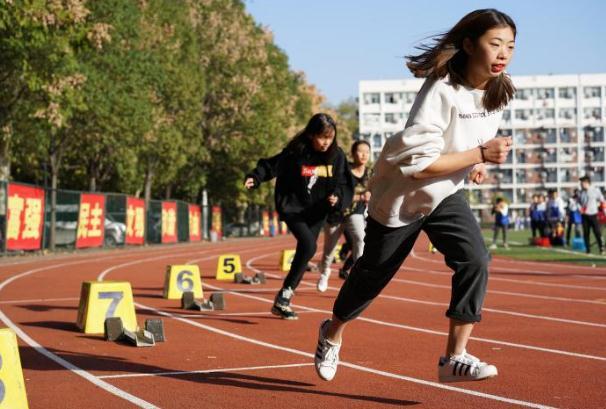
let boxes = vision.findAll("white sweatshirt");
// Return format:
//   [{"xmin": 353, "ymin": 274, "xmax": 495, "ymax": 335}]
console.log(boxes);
[{"xmin": 368, "ymin": 76, "xmax": 504, "ymax": 227}]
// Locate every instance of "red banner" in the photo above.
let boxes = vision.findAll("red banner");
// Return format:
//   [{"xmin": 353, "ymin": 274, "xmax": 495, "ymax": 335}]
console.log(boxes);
[
  {"xmin": 262, "ymin": 210, "xmax": 270, "ymax": 237},
  {"xmin": 189, "ymin": 204, "xmax": 201, "ymax": 242},
  {"xmin": 211, "ymin": 206, "xmax": 222, "ymax": 240},
  {"xmin": 6, "ymin": 183, "xmax": 45, "ymax": 250},
  {"xmin": 161, "ymin": 201, "xmax": 177, "ymax": 243},
  {"xmin": 76, "ymin": 193, "xmax": 105, "ymax": 249},
  {"xmin": 125, "ymin": 197, "xmax": 145, "ymax": 245}
]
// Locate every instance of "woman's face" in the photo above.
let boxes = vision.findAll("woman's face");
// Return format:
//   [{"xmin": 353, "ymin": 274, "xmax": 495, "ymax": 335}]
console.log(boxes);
[
  {"xmin": 311, "ymin": 129, "xmax": 335, "ymax": 152},
  {"xmin": 353, "ymin": 143, "xmax": 370, "ymax": 166},
  {"xmin": 465, "ymin": 26, "xmax": 515, "ymax": 81}
]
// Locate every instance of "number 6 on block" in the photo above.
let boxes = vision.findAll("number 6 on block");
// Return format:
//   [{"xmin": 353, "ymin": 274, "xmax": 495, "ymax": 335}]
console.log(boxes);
[
  {"xmin": 216, "ymin": 255, "xmax": 242, "ymax": 280},
  {"xmin": 163, "ymin": 265, "xmax": 203, "ymax": 300},
  {"xmin": 76, "ymin": 281, "xmax": 137, "ymax": 334}
]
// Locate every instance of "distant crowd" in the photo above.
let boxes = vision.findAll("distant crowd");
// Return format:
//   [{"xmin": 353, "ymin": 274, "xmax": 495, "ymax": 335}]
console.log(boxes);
[{"xmin": 491, "ymin": 175, "xmax": 605, "ymax": 254}]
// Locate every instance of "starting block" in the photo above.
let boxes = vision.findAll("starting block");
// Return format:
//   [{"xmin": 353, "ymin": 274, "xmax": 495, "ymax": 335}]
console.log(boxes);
[
  {"xmin": 181, "ymin": 291, "xmax": 225, "ymax": 311},
  {"xmin": 163, "ymin": 265, "xmax": 203, "ymax": 300},
  {"xmin": 280, "ymin": 249, "xmax": 295, "ymax": 272},
  {"xmin": 104, "ymin": 318, "xmax": 163, "ymax": 347},
  {"xmin": 77, "ymin": 281, "xmax": 137, "ymax": 334},
  {"xmin": 234, "ymin": 272, "xmax": 266, "ymax": 285},
  {"xmin": 0, "ymin": 328, "xmax": 29, "ymax": 408},
  {"xmin": 216, "ymin": 255, "xmax": 242, "ymax": 281}
]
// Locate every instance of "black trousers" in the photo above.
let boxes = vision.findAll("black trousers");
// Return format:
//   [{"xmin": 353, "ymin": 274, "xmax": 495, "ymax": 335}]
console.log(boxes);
[
  {"xmin": 282, "ymin": 215, "xmax": 325, "ymax": 290},
  {"xmin": 582, "ymin": 214, "xmax": 603, "ymax": 253},
  {"xmin": 333, "ymin": 191, "xmax": 489, "ymax": 323}
]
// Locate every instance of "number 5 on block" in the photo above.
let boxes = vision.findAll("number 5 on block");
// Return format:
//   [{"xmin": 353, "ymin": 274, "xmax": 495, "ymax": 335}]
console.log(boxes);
[
  {"xmin": 216, "ymin": 255, "xmax": 242, "ymax": 280},
  {"xmin": 163, "ymin": 265, "xmax": 203, "ymax": 299},
  {"xmin": 76, "ymin": 281, "xmax": 137, "ymax": 334},
  {"xmin": 0, "ymin": 328, "xmax": 29, "ymax": 408}
]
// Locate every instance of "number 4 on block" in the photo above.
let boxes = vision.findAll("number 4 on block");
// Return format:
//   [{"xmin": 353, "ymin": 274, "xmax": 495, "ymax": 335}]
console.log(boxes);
[
  {"xmin": 163, "ymin": 265, "xmax": 203, "ymax": 300},
  {"xmin": 76, "ymin": 281, "xmax": 137, "ymax": 334},
  {"xmin": 216, "ymin": 255, "xmax": 242, "ymax": 280}
]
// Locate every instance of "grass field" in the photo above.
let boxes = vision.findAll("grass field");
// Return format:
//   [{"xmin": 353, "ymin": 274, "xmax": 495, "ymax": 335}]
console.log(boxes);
[{"xmin": 482, "ymin": 228, "xmax": 606, "ymax": 267}]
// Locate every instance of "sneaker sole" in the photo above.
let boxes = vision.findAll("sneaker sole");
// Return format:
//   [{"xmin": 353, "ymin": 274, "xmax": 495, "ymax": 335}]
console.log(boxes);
[
  {"xmin": 271, "ymin": 306, "xmax": 298, "ymax": 320},
  {"xmin": 438, "ymin": 373, "xmax": 498, "ymax": 383}
]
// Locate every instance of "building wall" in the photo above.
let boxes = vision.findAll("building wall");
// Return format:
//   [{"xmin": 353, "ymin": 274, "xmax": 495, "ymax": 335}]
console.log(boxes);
[{"xmin": 358, "ymin": 74, "xmax": 606, "ymax": 221}]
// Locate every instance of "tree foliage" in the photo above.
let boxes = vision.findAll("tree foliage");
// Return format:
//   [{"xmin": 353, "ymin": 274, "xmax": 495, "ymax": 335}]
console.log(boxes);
[{"xmin": 0, "ymin": 0, "xmax": 345, "ymax": 222}]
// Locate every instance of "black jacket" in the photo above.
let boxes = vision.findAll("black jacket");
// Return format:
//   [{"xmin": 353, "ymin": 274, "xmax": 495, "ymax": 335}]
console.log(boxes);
[{"xmin": 247, "ymin": 145, "xmax": 353, "ymax": 221}]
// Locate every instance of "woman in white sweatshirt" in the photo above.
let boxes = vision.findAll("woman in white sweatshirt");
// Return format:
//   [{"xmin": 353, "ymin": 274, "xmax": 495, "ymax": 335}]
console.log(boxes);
[{"xmin": 314, "ymin": 8, "xmax": 516, "ymax": 383}]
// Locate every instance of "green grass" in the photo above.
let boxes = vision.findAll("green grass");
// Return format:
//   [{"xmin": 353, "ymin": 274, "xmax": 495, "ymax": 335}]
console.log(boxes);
[{"xmin": 482, "ymin": 228, "xmax": 606, "ymax": 267}]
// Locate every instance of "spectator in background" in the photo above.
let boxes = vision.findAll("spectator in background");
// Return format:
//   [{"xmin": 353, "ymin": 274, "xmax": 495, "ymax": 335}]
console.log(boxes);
[
  {"xmin": 579, "ymin": 175, "xmax": 605, "ymax": 254},
  {"xmin": 566, "ymin": 189, "xmax": 583, "ymax": 246},
  {"xmin": 529, "ymin": 194, "xmax": 546, "ymax": 239},
  {"xmin": 546, "ymin": 189, "xmax": 566, "ymax": 244},
  {"xmin": 490, "ymin": 197, "xmax": 509, "ymax": 249}
]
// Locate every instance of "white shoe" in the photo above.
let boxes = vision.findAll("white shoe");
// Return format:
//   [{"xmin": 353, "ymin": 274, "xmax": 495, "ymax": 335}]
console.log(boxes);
[
  {"xmin": 314, "ymin": 319, "xmax": 341, "ymax": 381},
  {"xmin": 438, "ymin": 350, "xmax": 498, "ymax": 382},
  {"xmin": 317, "ymin": 273, "xmax": 329, "ymax": 293},
  {"xmin": 489, "ymin": 243, "xmax": 497, "ymax": 250}
]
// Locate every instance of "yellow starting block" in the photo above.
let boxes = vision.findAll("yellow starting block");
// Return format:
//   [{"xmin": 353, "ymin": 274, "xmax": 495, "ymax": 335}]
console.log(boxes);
[
  {"xmin": 163, "ymin": 265, "xmax": 203, "ymax": 300},
  {"xmin": 76, "ymin": 281, "xmax": 137, "ymax": 334},
  {"xmin": 216, "ymin": 254, "xmax": 242, "ymax": 281},
  {"xmin": 0, "ymin": 328, "xmax": 29, "ymax": 408},
  {"xmin": 280, "ymin": 249, "xmax": 296, "ymax": 272}
]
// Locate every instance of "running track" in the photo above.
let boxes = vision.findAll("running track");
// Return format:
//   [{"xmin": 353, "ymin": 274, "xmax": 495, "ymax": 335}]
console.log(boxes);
[{"xmin": 0, "ymin": 234, "xmax": 605, "ymax": 409}]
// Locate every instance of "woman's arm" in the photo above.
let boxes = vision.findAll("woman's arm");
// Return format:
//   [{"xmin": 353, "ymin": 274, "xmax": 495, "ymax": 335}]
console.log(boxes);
[
  {"xmin": 244, "ymin": 149, "xmax": 287, "ymax": 189},
  {"xmin": 412, "ymin": 136, "xmax": 513, "ymax": 180}
]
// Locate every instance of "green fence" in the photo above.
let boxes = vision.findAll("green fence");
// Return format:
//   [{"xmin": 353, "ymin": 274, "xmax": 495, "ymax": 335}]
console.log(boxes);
[{"xmin": 1, "ymin": 180, "xmax": 281, "ymax": 255}]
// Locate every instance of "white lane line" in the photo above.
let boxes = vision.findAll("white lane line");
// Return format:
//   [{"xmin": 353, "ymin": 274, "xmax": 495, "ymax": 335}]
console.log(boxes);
[
  {"xmin": 0, "ymin": 257, "xmax": 163, "ymax": 409},
  {"xmin": 404, "ymin": 266, "xmax": 606, "ymax": 292},
  {"xmin": 244, "ymin": 254, "xmax": 606, "ymax": 362},
  {"xmin": 376, "ymin": 293, "xmax": 606, "ymax": 328},
  {"xmin": 177, "ymin": 310, "xmax": 319, "ymax": 318},
  {"xmin": 97, "ymin": 250, "xmax": 210, "ymax": 281},
  {"xmin": 318, "ymin": 266, "xmax": 606, "ymax": 328},
  {"xmin": 134, "ymin": 300, "xmax": 557, "ymax": 409},
  {"xmin": 392, "ymin": 277, "xmax": 606, "ymax": 306},
  {"xmin": 0, "ymin": 297, "xmax": 79, "ymax": 305},
  {"xmin": 98, "ymin": 362, "xmax": 314, "ymax": 379},
  {"xmin": 411, "ymin": 250, "xmax": 606, "ymax": 280}
]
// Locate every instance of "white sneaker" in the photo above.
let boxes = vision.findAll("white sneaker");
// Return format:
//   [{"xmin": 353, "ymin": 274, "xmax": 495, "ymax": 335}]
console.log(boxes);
[
  {"xmin": 317, "ymin": 273, "xmax": 329, "ymax": 293},
  {"xmin": 489, "ymin": 243, "xmax": 497, "ymax": 250},
  {"xmin": 314, "ymin": 319, "xmax": 341, "ymax": 381},
  {"xmin": 438, "ymin": 350, "xmax": 498, "ymax": 382}
]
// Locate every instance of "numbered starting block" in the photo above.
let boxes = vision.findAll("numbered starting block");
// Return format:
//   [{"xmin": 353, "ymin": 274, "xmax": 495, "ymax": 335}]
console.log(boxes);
[
  {"xmin": 181, "ymin": 291, "xmax": 225, "ymax": 311},
  {"xmin": 234, "ymin": 272, "xmax": 266, "ymax": 285},
  {"xmin": 0, "ymin": 328, "xmax": 29, "ymax": 408},
  {"xmin": 104, "ymin": 318, "xmax": 164, "ymax": 347}
]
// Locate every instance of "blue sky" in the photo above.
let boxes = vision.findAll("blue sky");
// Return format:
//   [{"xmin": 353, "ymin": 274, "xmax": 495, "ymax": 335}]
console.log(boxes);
[{"xmin": 244, "ymin": 0, "xmax": 606, "ymax": 105}]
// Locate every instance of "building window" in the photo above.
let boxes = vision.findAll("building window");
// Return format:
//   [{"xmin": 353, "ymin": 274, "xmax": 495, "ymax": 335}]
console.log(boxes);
[
  {"xmin": 515, "ymin": 109, "xmax": 532, "ymax": 120},
  {"xmin": 558, "ymin": 108, "xmax": 576, "ymax": 120},
  {"xmin": 363, "ymin": 93, "xmax": 380, "ymax": 105},
  {"xmin": 559, "ymin": 128, "xmax": 578, "ymax": 143},
  {"xmin": 362, "ymin": 113, "xmax": 380, "ymax": 126},
  {"xmin": 384, "ymin": 92, "xmax": 403, "ymax": 104},
  {"xmin": 584, "ymin": 86, "xmax": 601, "ymax": 99},
  {"xmin": 372, "ymin": 133, "xmax": 382, "ymax": 149},
  {"xmin": 584, "ymin": 108, "xmax": 602, "ymax": 120},
  {"xmin": 558, "ymin": 87, "xmax": 576, "ymax": 99},
  {"xmin": 516, "ymin": 88, "xmax": 533, "ymax": 100},
  {"xmin": 536, "ymin": 88, "xmax": 555, "ymax": 99}
]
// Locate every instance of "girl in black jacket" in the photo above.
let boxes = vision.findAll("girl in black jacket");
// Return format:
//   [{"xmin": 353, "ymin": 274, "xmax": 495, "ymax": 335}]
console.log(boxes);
[{"xmin": 245, "ymin": 113, "xmax": 353, "ymax": 319}]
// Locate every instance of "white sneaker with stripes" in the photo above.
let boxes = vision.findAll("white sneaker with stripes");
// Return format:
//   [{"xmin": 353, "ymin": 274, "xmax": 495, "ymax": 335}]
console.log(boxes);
[
  {"xmin": 438, "ymin": 350, "xmax": 498, "ymax": 382},
  {"xmin": 314, "ymin": 319, "xmax": 341, "ymax": 381}
]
